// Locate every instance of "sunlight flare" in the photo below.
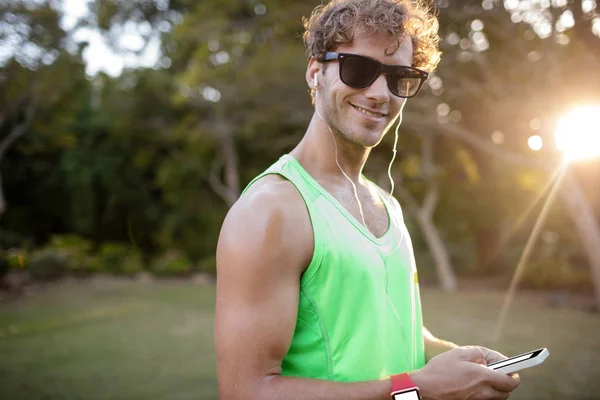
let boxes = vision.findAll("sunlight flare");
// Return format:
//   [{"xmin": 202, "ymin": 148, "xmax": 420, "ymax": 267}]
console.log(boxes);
[
  {"xmin": 527, "ymin": 135, "xmax": 543, "ymax": 151},
  {"xmin": 554, "ymin": 105, "xmax": 600, "ymax": 161}
]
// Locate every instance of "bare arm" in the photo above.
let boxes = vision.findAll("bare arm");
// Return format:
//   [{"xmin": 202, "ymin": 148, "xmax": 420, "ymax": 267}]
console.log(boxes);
[
  {"xmin": 214, "ymin": 178, "xmax": 392, "ymax": 400},
  {"xmin": 215, "ymin": 177, "xmax": 520, "ymax": 400},
  {"xmin": 423, "ymin": 326, "xmax": 458, "ymax": 362}
]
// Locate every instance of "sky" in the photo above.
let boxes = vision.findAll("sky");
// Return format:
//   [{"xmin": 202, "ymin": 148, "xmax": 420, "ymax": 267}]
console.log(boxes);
[{"xmin": 60, "ymin": 0, "xmax": 161, "ymax": 77}]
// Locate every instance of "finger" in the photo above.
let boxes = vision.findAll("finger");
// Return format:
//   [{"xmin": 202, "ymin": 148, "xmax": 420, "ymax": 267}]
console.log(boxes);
[
  {"xmin": 487, "ymin": 370, "xmax": 521, "ymax": 392},
  {"xmin": 509, "ymin": 373, "xmax": 520, "ymax": 385}
]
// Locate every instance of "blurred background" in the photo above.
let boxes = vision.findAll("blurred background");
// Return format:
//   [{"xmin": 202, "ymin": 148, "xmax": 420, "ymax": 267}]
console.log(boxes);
[{"xmin": 1, "ymin": 0, "xmax": 599, "ymax": 399}]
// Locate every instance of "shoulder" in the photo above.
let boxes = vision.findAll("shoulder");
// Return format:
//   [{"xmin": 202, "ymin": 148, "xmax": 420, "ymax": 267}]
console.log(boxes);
[
  {"xmin": 241, "ymin": 174, "xmax": 305, "ymax": 206},
  {"xmin": 232, "ymin": 174, "xmax": 310, "ymax": 234},
  {"xmin": 217, "ymin": 174, "xmax": 314, "ymax": 277}
]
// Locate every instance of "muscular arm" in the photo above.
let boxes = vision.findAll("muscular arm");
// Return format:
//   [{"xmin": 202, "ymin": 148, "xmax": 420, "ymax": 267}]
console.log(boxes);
[
  {"xmin": 214, "ymin": 178, "xmax": 393, "ymax": 400},
  {"xmin": 215, "ymin": 177, "xmax": 520, "ymax": 400}
]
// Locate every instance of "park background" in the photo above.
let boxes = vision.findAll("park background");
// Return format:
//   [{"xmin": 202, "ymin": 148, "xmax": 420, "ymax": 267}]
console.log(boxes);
[{"xmin": 1, "ymin": 0, "xmax": 600, "ymax": 399}]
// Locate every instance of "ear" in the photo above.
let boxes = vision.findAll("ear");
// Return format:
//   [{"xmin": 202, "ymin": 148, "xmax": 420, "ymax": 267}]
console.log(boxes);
[{"xmin": 306, "ymin": 57, "xmax": 321, "ymax": 90}]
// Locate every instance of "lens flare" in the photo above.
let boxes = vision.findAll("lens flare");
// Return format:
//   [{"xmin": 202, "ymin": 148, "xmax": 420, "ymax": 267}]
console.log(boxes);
[
  {"xmin": 555, "ymin": 105, "xmax": 600, "ymax": 161},
  {"xmin": 528, "ymin": 135, "xmax": 543, "ymax": 151}
]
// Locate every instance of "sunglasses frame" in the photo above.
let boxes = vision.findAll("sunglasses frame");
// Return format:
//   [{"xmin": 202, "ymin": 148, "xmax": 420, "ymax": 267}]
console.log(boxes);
[{"xmin": 321, "ymin": 52, "xmax": 429, "ymax": 98}]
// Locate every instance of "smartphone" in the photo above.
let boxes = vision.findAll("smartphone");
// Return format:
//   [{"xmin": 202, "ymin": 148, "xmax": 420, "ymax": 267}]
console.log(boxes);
[{"xmin": 486, "ymin": 348, "xmax": 550, "ymax": 375}]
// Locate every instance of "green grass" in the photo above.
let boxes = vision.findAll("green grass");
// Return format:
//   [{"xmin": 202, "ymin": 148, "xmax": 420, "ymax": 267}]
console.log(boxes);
[
  {"xmin": 0, "ymin": 279, "xmax": 599, "ymax": 399},
  {"xmin": 0, "ymin": 280, "xmax": 218, "ymax": 400}
]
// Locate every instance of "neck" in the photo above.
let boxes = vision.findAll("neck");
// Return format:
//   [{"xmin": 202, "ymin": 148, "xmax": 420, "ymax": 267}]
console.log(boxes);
[{"xmin": 290, "ymin": 112, "xmax": 371, "ymax": 184}]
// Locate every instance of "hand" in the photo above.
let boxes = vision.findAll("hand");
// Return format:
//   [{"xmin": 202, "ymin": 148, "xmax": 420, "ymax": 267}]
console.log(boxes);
[{"xmin": 409, "ymin": 346, "xmax": 520, "ymax": 400}]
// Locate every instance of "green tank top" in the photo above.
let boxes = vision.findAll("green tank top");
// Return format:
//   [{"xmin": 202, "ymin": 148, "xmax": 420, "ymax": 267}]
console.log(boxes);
[{"xmin": 242, "ymin": 154, "xmax": 426, "ymax": 382}]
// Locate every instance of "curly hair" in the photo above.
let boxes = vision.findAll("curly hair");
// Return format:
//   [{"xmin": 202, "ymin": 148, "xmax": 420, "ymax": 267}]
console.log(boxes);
[{"xmin": 302, "ymin": 0, "xmax": 441, "ymax": 72}]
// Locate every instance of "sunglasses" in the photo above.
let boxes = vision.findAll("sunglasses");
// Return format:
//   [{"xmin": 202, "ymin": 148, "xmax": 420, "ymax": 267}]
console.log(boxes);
[{"xmin": 321, "ymin": 52, "xmax": 429, "ymax": 98}]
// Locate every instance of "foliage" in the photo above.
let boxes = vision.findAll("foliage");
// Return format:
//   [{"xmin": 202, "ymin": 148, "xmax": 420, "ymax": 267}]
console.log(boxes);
[
  {"xmin": 20, "ymin": 236, "xmax": 144, "ymax": 278},
  {"xmin": 5, "ymin": 248, "xmax": 28, "ymax": 270},
  {"xmin": 87, "ymin": 242, "xmax": 142, "ymax": 275},
  {"xmin": 150, "ymin": 250, "xmax": 194, "ymax": 276},
  {"xmin": 27, "ymin": 249, "xmax": 69, "ymax": 281},
  {"xmin": 43, "ymin": 235, "xmax": 95, "ymax": 275},
  {"xmin": 1, "ymin": 0, "xmax": 599, "ymax": 287}
]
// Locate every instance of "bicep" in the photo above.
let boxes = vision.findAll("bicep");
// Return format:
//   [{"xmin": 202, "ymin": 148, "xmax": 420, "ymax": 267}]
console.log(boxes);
[
  {"xmin": 214, "ymin": 193, "xmax": 310, "ymax": 396},
  {"xmin": 214, "ymin": 250, "xmax": 299, "ymax": 377}
]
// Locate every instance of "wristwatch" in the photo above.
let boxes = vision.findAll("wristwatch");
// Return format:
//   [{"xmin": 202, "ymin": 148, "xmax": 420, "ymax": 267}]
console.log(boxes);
[{"xmin": 390, "ymin": 373, "xmax": 420, "ymax": 399}]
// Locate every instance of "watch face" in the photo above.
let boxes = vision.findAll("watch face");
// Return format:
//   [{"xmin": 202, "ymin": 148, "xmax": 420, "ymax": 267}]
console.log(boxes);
[{"xmin": 392, "ymin": 388, "xmax": 420, "ymax": 400}]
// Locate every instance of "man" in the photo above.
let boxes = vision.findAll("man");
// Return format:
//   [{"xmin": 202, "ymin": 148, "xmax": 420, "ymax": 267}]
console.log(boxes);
[{"xmin": 214, "ymin": 0, "xmax": 521, "ymax": 399}]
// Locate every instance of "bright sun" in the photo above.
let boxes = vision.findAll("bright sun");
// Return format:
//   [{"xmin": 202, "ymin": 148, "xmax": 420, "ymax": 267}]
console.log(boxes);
[{"xmin": 554, "ymin": 105, "xmax": 600, "ymax": 161}]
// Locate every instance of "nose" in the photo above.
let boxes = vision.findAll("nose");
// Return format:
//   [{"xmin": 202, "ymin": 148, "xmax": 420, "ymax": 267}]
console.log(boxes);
[{"xmin": 364, "ymin": 73, "xmax": 390, "ymax": 103}]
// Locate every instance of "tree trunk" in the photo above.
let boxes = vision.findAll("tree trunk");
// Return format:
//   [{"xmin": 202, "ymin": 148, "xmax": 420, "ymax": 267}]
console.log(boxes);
[
  {"xmin": 208, "ymin": 121, "xmax": 240, "ymax": 208},
  {"xmin": 220, "ymin": 130, "xmax": 240, "ymax": 206},
  {"xmin": 420, "ymin": 133, "xmax": 458, "ymax": 291},
  {"xmin": 390, "ymin": 131, "xmax": 458, "ymax": 291},
  {"xmin": 0, "ymin": 106, "xmax": 35, "ymax": 218},
  {"xmin": 559, "ymin": 170, "xmax": 600, "ymax": 311},
  {"xmin": 415, "ymin": 207, "xmax": 458, "ymax": 291},
  {"xmin": 395, "ymin": 183, "xmax": 458, "ymax": 292}
]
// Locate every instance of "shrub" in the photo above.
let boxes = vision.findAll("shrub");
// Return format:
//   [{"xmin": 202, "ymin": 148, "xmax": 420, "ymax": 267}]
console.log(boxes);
[
  {"xmin": 93, "ymin": 242, "xmax": 143, "ymax": 275},
  {"xmin": 28, "ymin": 249, "xmax": 69, "ymax": 281},
  {"xmin": 121, "ymin": 253, "xmax": 144, "ymax": 275},
  {"xmin": 5, "ymin": 248, "xmax": 28, "ymax": 270},
  {"xmin": 47, "ymin": 235, "xmax": 95, "ymax": 275},
  {"xmin": 151, "ymin": 251, "xmax": 193, "ymax": 277}
]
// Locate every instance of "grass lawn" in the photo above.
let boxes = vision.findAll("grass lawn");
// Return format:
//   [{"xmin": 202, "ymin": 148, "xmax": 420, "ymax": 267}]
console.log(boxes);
[{"xmin": 0, "ymin": 279, "xmax": 599, "ymax": 399}]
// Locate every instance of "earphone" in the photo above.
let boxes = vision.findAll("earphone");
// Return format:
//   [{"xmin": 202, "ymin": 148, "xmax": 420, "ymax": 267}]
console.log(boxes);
[{"xmin": 313, "ymin": 73, "xmax": 318, "ymax": 88}]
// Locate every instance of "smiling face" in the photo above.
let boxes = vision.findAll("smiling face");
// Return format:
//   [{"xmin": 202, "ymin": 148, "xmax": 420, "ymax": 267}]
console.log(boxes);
[{"xmin": 312, "ymin": 32, "xmax": 413, "ymax": 149}]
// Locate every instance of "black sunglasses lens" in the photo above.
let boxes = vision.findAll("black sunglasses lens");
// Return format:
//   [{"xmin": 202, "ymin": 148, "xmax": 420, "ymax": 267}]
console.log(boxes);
[
  {"xmin": 390, "ymin": 68, "xmax": 424, "ymax": 97},
  {"xmin": 340, "ymin": 55, "xmax": 379, "ymax": 88}
]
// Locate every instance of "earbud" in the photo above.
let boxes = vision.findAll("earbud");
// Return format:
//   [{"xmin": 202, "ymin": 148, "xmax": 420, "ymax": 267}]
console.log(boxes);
[{"xmin": 313, "ymin": 74, "xmax": 318, "ymax": 88}]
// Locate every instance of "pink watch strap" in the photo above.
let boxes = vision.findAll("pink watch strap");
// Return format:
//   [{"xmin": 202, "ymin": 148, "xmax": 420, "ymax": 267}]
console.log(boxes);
[{"xmin": 390, "ymin": 373, "xmax": 418, "ymax": 393}]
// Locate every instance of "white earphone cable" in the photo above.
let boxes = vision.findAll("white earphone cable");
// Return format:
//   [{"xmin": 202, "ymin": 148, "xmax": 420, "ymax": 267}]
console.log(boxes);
[
  {"xmin": 314, "ymin": 77, "xmax": 368, "ymax": 229},
  {"xmin": 314, "ymin": 76, "xmax": 415, "ymax": 370}
]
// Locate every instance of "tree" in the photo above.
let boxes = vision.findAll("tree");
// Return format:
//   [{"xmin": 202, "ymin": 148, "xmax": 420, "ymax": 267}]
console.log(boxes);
[
  {"xmin": 407, "ymin": 0, "xmax": 600, "ymax": 303},
  {"xmin": 0, "ymin": 1, "xmax": 85, "ymax": 218}
]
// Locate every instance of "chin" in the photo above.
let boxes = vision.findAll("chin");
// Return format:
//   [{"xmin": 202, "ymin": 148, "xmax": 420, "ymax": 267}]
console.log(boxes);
[
  {"xmin": 347, "ymin": 130, "xmax": 386, "ymax": 148},
  {"xmin": 349, "ymin": 121, "xmax": 392, "ymax": 148},
  {"xmin": 332, "ymin": 113, "xmax": 390, "ymax": 148}
]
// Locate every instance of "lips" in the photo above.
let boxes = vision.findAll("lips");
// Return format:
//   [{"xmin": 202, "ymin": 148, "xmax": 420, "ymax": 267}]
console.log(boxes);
[{"xmin": 351, "ymin": 104, "xmax": 387, "ymax": 119}]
